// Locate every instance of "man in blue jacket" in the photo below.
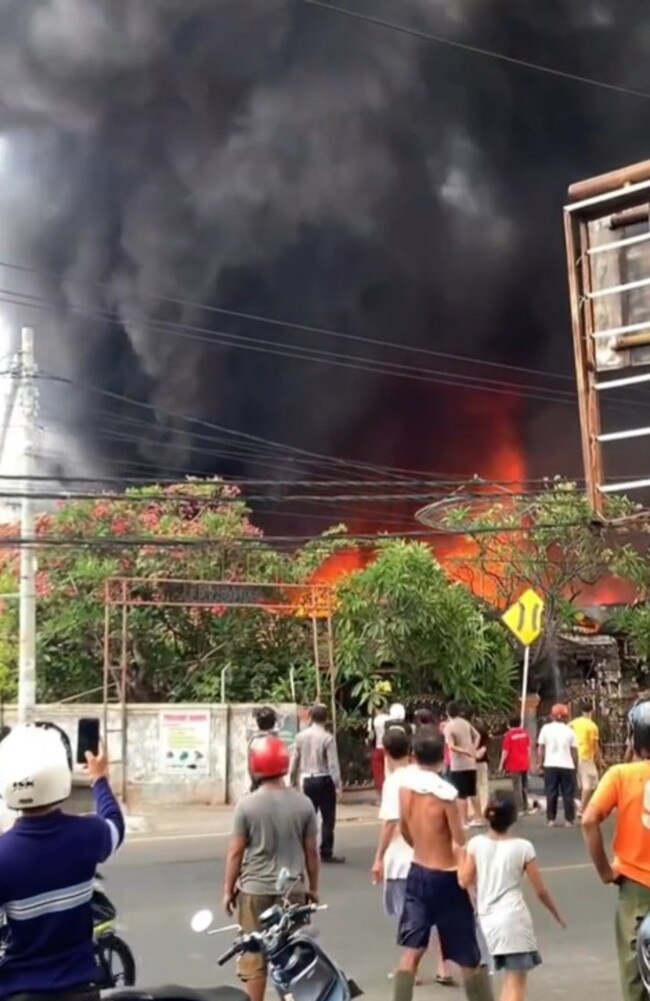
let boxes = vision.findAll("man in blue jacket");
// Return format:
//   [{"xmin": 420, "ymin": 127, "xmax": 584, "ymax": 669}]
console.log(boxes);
[{"xmin": 0, "ymin": 723, "xmax": 125, "ymax": 1000}]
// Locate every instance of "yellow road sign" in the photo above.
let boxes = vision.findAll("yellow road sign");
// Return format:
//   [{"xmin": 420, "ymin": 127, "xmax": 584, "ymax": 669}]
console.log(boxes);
[{"xmin": 501, "ymin": 588, "xmax": 545, "ymax": 647}]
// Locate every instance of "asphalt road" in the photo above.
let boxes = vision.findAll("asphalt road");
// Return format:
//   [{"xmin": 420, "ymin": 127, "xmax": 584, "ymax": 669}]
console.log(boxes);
[{"xmin": 107, "ymin": 818, "xmax": 621, "ymax": 1001}]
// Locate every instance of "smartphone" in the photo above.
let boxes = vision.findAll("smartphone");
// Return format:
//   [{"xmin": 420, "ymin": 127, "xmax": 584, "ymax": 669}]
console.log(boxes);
[{"xmin": 76, "ymin": 717, "xmax": 101, "ymax": 765}]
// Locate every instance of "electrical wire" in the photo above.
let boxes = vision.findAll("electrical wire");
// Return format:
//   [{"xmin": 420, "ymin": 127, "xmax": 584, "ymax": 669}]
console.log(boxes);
[
  {"xmin": 0, "ymin": 487, "xmax": 590, "ymax": 504},
  {"xmin": 0, "ymin": 287, "xmax": 587, "ymax": 405},
  {"xmin": 296, "ymin": 0, "xmax": 650, "ymax": 102},
  {"xmin": 35, "ymin": 372, "xmax": 471, "ymax": 480},
  {"xmin": 0, "ymin": 472, "xmax": 590, "ymax": 487},
  {"xmin": 0, "ymin": 518, "xmax": 608, "ymax": 548},
  {"xmin": 0, "ymin": 259, "xmax": 584, "ymax": 386},
  {"xmin": 5, "ymin": 286, "xmax": 650, "ymax": 419}
]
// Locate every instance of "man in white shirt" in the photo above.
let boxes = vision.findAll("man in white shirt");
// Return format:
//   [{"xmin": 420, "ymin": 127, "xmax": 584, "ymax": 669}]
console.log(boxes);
[
  {"xmin": 371, "ymin": 727, "xmax": 453, "ymax": 987},
  {"xmin": 537, "ymin": 704, "xmax": 578, "ymax": 827}
]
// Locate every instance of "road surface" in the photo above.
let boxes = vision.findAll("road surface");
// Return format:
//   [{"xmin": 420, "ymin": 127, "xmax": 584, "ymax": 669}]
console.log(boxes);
[{"xmin": 108, "ymin": 817, "xmax": 620, "ymax": 1000}]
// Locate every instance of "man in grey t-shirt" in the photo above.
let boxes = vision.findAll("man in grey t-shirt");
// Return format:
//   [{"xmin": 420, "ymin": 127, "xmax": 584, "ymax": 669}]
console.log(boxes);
[
  {"xmin": 224, "ymin": 735, "xmax": 319, "ymax": 1001},
  {"xmin": 445, "ymin": 701, "xmax": 480, "ymax": 826}
]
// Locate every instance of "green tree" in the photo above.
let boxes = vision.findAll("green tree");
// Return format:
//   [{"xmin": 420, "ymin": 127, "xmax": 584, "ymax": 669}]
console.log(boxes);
[
  {"xmin": 0, "ymin": 480, "xmax": 330, "ymax": 703},
  {"xmin": 608, "ymin": 539, "xmax": 650, "ymax": 668},
  {"xmin": 334, "ymin": 538, "xmax": 515, "ymax": 710},
  {"xmin": 441, "ymin": 480, "xmax": 633, "ymax": 690}
]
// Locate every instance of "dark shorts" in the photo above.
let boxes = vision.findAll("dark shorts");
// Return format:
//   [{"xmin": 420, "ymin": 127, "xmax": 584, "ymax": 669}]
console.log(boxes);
[
  {"xmin": 449, "ymin": 770, "xmax": 477, "ymax": 799},
  {"xmin": 397, "ymin": 864, "xmax": 481, "ymax": 969},
  {"xmin": 493, "ymin": 951, "xmax": 542, "ymax": 972}
]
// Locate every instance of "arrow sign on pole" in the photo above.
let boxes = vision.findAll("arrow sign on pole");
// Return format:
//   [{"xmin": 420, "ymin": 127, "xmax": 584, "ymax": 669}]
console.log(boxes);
[
  {"xmin": 501, "ymin": 588, "xmax": 545, "ymax": 648},
  {"xmin": 501, "ymin": 588, "xmax": 545, "ymax": 728}
]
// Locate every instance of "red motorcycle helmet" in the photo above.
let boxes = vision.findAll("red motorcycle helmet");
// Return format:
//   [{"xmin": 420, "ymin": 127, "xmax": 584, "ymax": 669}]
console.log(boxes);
[{"xmin": 249, "ymin": 735, "xmax": 290, "ymax": 780}]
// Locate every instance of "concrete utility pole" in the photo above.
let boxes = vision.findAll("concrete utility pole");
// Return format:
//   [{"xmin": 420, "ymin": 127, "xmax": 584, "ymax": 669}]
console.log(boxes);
[{"xmin": 17, "ymin": 326, "xmax": 38, "ymax": 723}]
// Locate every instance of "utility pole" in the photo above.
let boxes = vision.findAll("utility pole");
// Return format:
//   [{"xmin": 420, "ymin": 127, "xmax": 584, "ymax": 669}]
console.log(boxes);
[{"xmin": 17, "ymin": 326, "xmax": 38, "ymax": 723}]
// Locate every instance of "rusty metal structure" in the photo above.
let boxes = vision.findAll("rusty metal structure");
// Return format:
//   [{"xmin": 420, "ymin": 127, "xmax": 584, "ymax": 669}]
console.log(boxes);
[
  {"xmin": 564, "ymin": 159, "xmax": 650, "ymax": 517},
  {"xmin": 103, "ymin": 577, "xmax": 337, "ymax": 802}
]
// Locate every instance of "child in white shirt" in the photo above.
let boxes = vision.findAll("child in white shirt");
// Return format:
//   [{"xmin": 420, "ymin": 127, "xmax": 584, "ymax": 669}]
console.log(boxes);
[{"xmin": 458, "ymin": 790, "xmax": 565, "ymax": 1001}]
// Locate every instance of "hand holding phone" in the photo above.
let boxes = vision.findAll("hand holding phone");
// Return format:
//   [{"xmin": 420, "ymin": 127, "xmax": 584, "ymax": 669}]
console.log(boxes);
[{"xmin": 84, "ymin": 741, "xmax": 109, "ymax": 784}]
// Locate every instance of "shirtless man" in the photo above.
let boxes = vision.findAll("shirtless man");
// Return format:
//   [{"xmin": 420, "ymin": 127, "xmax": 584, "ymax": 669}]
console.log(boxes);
[{"xmin": 393, "ymin": 727, "xmax": 494, "ymax": 1001}]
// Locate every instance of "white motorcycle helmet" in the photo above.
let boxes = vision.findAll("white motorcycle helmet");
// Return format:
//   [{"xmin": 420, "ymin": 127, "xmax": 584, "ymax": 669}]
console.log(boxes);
[{"xmin": 0, "ymin": 723, "xmax": 72, "ymax": 810}]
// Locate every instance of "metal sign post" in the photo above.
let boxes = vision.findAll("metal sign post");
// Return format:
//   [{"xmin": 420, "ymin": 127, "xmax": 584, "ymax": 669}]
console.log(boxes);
[{"xmin": 501, "ymin": 589, "xmax": 546, "ymax": 726}]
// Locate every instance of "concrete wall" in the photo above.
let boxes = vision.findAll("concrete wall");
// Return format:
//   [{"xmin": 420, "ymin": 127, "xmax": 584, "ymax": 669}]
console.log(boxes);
[{"xmin": 2, "ymin": 702, "xmax": 298, "ymax": 808}]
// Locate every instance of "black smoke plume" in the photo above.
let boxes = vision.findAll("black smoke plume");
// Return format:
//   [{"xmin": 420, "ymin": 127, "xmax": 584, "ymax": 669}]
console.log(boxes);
[{"xmin": 0, "ymin": 0, "xmax": 648, "ymax": 491}]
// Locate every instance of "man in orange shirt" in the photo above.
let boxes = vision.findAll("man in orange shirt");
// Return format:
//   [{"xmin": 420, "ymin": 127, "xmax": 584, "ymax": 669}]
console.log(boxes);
[{"xmin": 582, "ymin": 700, "xmax": 650, "ymax": 1001}]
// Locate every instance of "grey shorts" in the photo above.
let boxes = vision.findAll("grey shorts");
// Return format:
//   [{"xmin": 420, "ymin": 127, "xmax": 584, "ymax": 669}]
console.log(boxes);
[
  {"xmin": 384, "ymin": 878, "xmax": 407, "ymax": 920},
  {"xmin": 493, "ymin": 950, "xmax": 542, "ymax": 972}
]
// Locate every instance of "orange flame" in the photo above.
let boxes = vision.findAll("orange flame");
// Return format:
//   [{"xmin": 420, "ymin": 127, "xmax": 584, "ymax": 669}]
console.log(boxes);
[{"xmin": 307, "ymin": 393, "xmax": 635, "ymax": 612}]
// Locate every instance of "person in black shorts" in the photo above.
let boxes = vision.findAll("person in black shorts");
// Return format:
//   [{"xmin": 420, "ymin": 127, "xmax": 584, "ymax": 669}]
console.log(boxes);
[
  {"xmin": 445, "ymin": 702, "xmax": 480, "ymax": 826},
  {"xmin": 394, "ymin": 727, "xmax": 494, "ymax": 1001}
]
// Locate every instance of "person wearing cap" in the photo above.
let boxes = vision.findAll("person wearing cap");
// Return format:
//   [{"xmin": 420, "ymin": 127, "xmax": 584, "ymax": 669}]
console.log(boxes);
[
  {"xmin": 0, "ymin": 723, "xmax": 124, "ymax": 1001},
  {"xmin": 537, "ymin": 704, "xmax": 578, "ymax": 827},
  {"xmin": 582, "ymin": 699, "xmax": 650, "ymax": 1001},
  {"xmin": 224, "ymin": 734, "xmax": 320, "ymax": 1001},
  {"xmin": 290, "ymin": 704, "xmax": 345, "ymax": 863}
]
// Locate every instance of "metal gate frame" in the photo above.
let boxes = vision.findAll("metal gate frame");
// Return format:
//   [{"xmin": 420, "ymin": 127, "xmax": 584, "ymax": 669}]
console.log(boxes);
[{"xmin": 102, "ymin": 577, "xmax": 337, "ymax": 803}]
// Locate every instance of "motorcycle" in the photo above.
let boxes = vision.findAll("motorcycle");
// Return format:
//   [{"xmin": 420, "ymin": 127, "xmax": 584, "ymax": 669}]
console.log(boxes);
[
  {"xmin": 0, "ymin": 871, "xmax": 136, "ymax": 989},
  {"xmin": 104, "ymin": 869, "xmax": 361, "ymax": 1001},
  {"xmin": 93, "ymin": 872, "xmax": 137, "ymax": 988}
]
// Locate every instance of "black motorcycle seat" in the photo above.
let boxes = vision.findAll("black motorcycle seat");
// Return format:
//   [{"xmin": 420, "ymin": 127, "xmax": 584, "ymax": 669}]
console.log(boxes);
[{"xmin": 103, "ymin": 986, "xmax": 248, "ymax": 1001}]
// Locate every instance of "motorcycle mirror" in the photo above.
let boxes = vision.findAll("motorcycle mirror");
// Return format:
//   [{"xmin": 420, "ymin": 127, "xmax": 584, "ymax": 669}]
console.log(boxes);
[
  {"xmin": 191, "ymin": 910, "xmax": 214, "ymax": 933},
  {"xmin": 275, "ymin": 867, "xmax": 291, "ymax": 894}
]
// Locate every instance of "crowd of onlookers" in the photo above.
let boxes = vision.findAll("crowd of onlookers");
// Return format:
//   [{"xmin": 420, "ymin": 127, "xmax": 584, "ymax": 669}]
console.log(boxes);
[
  {"xmin": 369, "ymin": 697, "xmax": 606, "ymax": 827},
  {"xmin": 366, "ymin": 695, "xmax": 650, "ymax": 1001}
]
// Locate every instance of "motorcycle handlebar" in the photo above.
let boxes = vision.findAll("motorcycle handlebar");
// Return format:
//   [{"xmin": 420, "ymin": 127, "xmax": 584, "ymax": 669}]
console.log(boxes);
[
  {"xmin": 214, "ymin": 903, "xmax": 328, "ymax": 965},
  {"xmin": 217, "ymin": 943, "xmax": 241, "ymax": 967}
]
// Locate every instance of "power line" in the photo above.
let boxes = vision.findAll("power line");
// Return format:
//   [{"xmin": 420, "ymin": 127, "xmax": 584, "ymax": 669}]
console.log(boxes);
[
  {"xmin": 0, "ymin": 259, "xmax": 581, "ymax": 385},
  {"xmin": 0, "ymin": 287, "xmax": 584, "ymax": 404},
  {"xmin": 35, "ymin": 373, "xmax": 463, "ymax": 480},
  {"xmin": 3, "ymin": 285, "xmax": 650, "ymax": 418},
  {"xmin": 0, "ymin": 518, "xmax": 609, "ymax": 548},
  {"xmin": 6, "ymin": 286, "xmax": 650, "ymax": 418},
  {"xmin": 0, "ymin": 488, "xmax": 592, "ymax": 504},
  {"xmin": 297, "ymin": 0, "xmax": 650, "ymax": 101},
  {"xmin": 0, "ymin": 472, "xmax": 591, "ymax": 487}
]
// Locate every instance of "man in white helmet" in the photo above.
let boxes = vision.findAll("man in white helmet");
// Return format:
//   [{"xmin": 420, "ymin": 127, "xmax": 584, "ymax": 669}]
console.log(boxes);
[{"xmin": 0, "ymin": 723, "xmax": 125, "ymax": 1001}]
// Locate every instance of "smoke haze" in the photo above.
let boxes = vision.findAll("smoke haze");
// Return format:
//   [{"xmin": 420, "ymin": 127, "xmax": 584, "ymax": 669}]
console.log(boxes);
[{"xmin": 0, "ymin": 0, "xmax": 648, "ymax": 492}]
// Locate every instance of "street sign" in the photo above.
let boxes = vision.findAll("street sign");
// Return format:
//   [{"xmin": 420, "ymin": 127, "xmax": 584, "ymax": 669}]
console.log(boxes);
[{"xmin": 501, "ymin": 588, "xmax": 545, "ymax": 647}]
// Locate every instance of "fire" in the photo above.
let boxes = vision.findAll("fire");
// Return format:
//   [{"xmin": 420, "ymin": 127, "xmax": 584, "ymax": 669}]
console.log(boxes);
[
  {"xmin": 307, "ymin": 392, "xmax": 636, "ymax": 612},
  {"xmin": 425, "ymin": 391, "xmax": 528, "ymax": 604},
  {"xmin": 308, "ymin": 547, "xmax": 375, "ymax": 585},
  {"xmin": 571, "ymin": 575, "xmax": 637, "ymax": 607}
]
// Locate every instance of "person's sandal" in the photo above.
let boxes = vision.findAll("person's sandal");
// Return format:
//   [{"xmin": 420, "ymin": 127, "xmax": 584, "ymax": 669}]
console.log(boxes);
[{"xmin": 435, "ymin": 975, "xmax": 455, "ymax": 986}]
